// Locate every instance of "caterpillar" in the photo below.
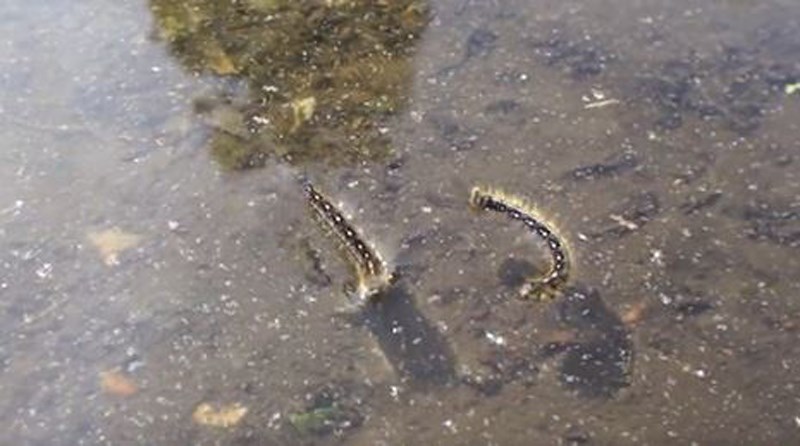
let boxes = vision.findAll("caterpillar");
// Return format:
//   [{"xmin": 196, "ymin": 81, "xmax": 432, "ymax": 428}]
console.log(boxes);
[
  {"xmin": 303, "ymin": 182, "xmax": 392, "ymax": 302},
  {"xmin": 469, "ymin": 186, "xmax": 570, "ymax": 300}
]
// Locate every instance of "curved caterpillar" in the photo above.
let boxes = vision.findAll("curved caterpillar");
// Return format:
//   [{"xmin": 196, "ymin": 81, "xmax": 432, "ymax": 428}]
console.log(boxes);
[
  {"xmin": 303, "ymin": 182, "xmax": 392, "ymax": 302},
  {"xmin": 469, "ymin": 186, "xmax": 570, "ymax": 300}
]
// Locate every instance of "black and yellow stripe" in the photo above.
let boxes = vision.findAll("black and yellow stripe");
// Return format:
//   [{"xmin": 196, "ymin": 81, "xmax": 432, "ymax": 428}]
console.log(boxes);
[
  {"xmin": 469, "ymin": 186, "xmax": 570, "ymax": 300},
  {"xmin": 303, "ymin": 182, "xmax": 392, "ymax": 301}
]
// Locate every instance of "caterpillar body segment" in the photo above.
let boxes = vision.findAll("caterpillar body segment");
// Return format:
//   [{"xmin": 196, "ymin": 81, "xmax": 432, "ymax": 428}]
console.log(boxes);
[
  {"xmin": 303, "ymin": 182, "xmax": 393, "ymax": 302},
  {"xmin": 469, "ymin": 186, "xmax": 570, "ymax": 300}
]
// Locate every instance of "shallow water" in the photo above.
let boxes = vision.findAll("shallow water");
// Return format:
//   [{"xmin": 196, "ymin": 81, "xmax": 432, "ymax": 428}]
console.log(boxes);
[{"xmin": 2, "ymin": 0, "xmax": 799, "ymax": 444}]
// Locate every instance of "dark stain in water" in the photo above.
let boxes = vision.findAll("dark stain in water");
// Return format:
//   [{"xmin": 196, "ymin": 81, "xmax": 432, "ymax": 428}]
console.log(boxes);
[
  {"xmin": 548, "ymin": 286, "xmax": 633, "ymax": 399},
  {"xmin": 497, "ymin": 257, "xmax": 538, "ymax": 289},
  {"xmin": 727, "ymin": 200, "xmax": 800, "ymax": 248},
  {"xmin": 635, "ymin": 38, "xmax": 799, "ymax": 134},
  {"xmin": 565, "ymin": 151, "xmax": 639, "ymax": 182},
  {"xmin": 361, "ymin": 284, "xmax": 458, "ymax": 388},
  {"xmin": 438, "ymin": 27, "xmax": 499, "ymax": 77},
  {"xmin": 528, "ymin": 29, "xmax": 615, "ymax": 80},
  {"xmin": 484, "ymin": 99, "xmax": 521, "ymax": 115},
  {"xmin": 678, "ymin": 191, "xmax": 724, "ymax": 216},
  {"xmin": 427, "ymin": 113, "xmax": 481, "ymax": 153}
]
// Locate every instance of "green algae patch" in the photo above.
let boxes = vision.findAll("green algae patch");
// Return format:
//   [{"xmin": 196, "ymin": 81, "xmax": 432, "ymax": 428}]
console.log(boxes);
[
  {"xmin": 150, "ymin": 0, "xmax": 429, "ymax": 169},
  {"xmin": 288, "ymin": 406, "xmax": 342, "ymax": 436}
]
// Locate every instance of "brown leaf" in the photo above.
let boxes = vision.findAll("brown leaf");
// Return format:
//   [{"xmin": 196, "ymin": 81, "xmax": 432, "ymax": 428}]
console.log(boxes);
[{"xmin": 100, "ymin": 370, "xmax": 138, "ymax": 397}]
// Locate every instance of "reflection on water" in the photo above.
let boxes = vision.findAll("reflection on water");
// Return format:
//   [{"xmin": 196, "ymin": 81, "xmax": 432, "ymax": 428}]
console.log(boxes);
[{"xmin": 150, "ymin": 0, "xmax": 428, "ymax": 168}]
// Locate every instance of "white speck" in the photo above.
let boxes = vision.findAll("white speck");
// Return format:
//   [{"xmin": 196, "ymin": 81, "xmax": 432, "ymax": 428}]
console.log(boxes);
[
  {"xmin": 252, "ymin": 115, "xmax": 270, "ymax": 126},
  {"xmin": 693, "ymin": 368, "xmax": 708, "ymax": 379},
  {"xmin": 389, "ymin": 385, "xmax": 400, "ymax": 400},
  {"xmin": 347, "ymin": 180, "xmax": 359, "ymax": 188},
  {"xmin": 681, "ymin": 228, "xmax": 692, "ymax": 237},
  {"xmin": 167, "ymin": 220, "xmax": 180, "ymax": 231},
  {"xmin": 151, "ymin": 66, "xmax": 162, "ymax": 72},
  {"xmin": 794, "ymin": 416, "xmax": 800, "ymax": 428},
  {"xmin": 443, "ymin": 419, "xmax": 457, "ymax": 433},
  {"xmin": 262, "ymin": 85, "xmax": 279, "ymax": 93},
  {"xmin": 421, "ymin": 206, "xmax": 432, "ymax": 214},
  {"xmin": 577, "ymin": 232, "xmax": 589, "ymax": 241},
  {"xmin": 35, "ymin": 263, "xmax": 52, "ymax": 279},
  {"xmin": 650, "ymin": 249, "xmax": 664, "ymax": 266},
  {"xmin": 1, "ymin": 200, "xmax": 24, "ymax": 216},
  {"xmin": 519, "ymin": 73, "xmax": 528, "ymax": 81},
  {"xmin": 268, "ymin": 412, "xmax": 282, "ymax": 429},
  {"xmin": 747, "ymin": 184, "xmax": 758, "ymax": 191},
  {"xmin": 485, "ymin": 331, "xmax": 506, "ymax": 346},
  {"xmin": 610, "ymin": 214, "xmax": 638, "ymax": 230},
  {"xmin": 0, "ymin": 282, "xmax": 6, "ymax": 288},
  {"xmin": 658, "ymin": 293, "xmax": 673, "ymax": 305}
]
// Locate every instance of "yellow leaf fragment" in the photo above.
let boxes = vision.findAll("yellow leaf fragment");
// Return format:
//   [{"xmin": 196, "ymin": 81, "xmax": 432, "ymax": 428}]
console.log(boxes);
[
  {"xmin": 193, "ymin": 403, "xmax": 248, "ymax": 428},
  {"xmin": 290, "ymin": 96, "xmax": 316, "ymax": 132},
  {"xmin": 87, "ymin": 228, "xmax": 142, "ymax": 266},
  {"xmin": 100, "ymin": 370, "xmax": 138, "ymax": 397},
  {"xmin": 785, "ymin": 82, "xmax": 800, "ymax": 95}
]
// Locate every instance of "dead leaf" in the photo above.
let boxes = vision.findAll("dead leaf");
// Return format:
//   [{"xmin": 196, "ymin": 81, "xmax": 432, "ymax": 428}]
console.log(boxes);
[
  {"xmin": 290, "ymin": 96, "xmax": 316, "ymax": 132},
  {"xmin": 193, "ymin": 403, "xmax": 248, "ymax": 428},
  {"xmin": 100, "ymin": 370, "xmax": 138, "ymax": 397},
  {"xmin": 87, "ymin": 228, "xmax": 142, "ymax": 266}
]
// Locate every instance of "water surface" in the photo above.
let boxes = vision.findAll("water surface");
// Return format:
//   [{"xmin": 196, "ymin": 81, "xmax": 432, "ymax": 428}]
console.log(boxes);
[{"xmin": 1, "ymin": 0, "xmax": 799, "ymax": 444}]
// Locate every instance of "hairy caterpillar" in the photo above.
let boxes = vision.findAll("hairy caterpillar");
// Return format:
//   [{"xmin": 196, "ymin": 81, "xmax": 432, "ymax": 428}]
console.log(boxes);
[
  {"xmin": 469, "ymin": 186, "xmax": 570, "ymax": 300},
  {"xmin": 303, "ymin": 182, "xmax": 392, "ymax": 301}
]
